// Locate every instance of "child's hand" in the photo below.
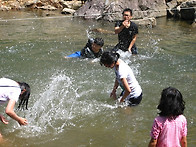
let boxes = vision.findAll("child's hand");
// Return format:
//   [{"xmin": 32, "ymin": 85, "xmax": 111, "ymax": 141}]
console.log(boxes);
[
  {"xmin": 110, "ymin": 90, "xmax": 117, "ymax": 99},
  {"xmin": 0, "ymin": 115, "xmax": 9, "ymax": 125},
  {"xmin": 118, "ymin": 96, "xmax": 125, "ymax": 103},
  {"xmin": 18, "ymin": 117, "xmax": 28, "ymax": 126}
]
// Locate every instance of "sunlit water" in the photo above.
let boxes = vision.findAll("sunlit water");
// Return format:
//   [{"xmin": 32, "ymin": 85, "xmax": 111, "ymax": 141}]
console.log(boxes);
[{"xmin": 0, "ymin": 10, "xmax": 196, "ymax": 147}]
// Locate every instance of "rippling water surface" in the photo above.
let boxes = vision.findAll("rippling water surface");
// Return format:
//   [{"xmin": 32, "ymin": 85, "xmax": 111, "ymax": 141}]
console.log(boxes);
[{"xmin": 0, "ymin": 10, "xmax": 196, "ymax": 147}]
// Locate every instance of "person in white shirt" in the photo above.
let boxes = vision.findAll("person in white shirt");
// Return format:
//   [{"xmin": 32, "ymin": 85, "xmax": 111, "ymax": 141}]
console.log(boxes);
[
  {"xmin": 0, "ymin": 78, "xmax": 30, "ymax": 139},
  {"xmin": 100, "ymin": 51, "xmax": 142, "ymax": 106}
]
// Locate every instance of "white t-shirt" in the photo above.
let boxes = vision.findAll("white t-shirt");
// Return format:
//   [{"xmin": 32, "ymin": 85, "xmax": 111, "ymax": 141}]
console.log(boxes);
[
  {"xmin": 114, "ymin": 59, "xmax": 142, "ymax": 98},
  {"xmin": 0, "ymin": 78, "xmax": 21, "ymax": 104}
]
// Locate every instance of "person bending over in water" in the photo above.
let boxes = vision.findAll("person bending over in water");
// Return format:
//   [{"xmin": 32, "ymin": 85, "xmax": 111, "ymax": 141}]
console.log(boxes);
[
  {"xmin": 66, "ymin": 37, "xmax": 104, "ymax": 59},
  {"xmin": 0, "ymin": 78, "xmax": 30, "ymax": 139},
  {"xmin": 100, "ymin": 51, "xmax": 142, "ymax": 106},
  {"xmin": 148, "ymin": 87, "xmax": 187, "ymax": 147}
]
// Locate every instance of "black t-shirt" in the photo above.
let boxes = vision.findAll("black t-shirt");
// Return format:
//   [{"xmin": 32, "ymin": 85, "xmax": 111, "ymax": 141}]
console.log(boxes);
[
  {"xmin": 81, "ymin": 38, "xmax": 103, "ymax": 58},
  {"xmin": 115, "ymin": 20, "xmax": 138, "ymax": 51}
]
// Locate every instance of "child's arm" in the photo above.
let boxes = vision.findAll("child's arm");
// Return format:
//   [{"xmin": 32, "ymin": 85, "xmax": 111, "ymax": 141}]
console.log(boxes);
[
  {"xmin": 6, "ymin": 99, "xmax": 28, "ymax": 125},
  {"xmin": 148, "ymin": 138, "xmax": 157, "ymax": 147},
  {"xmin": 180, "ymin": 136, "xmax": 187, "ymax": 147},
  {"xmin": 110, "ymin": 79, "xmax": 119, "ymax": 99},
  {"xmin": 119, "ymin": 78, "xmax": 131, "ymax": 102}
]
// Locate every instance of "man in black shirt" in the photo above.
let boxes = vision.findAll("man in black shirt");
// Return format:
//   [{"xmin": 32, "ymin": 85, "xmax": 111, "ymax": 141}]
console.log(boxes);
[{"xmin": 114, "ymin": 8, "xmax": 138, "ymax": 54}]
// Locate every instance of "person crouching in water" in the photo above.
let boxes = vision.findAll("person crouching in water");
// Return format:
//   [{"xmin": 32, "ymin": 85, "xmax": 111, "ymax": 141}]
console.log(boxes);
[
  {"xmin": 0, "ymin": 78, "xmax": 30, "ymax": 140},
  {"xmin": 66, "ymin": 37, "xmax": 104, "ymax": 59},
  {"xmin": 100, "ymin": 51, "xmax": 142, "ymax": 106},
  {"xmin": 81, "ymin": 37, "xmax": 104, "ymax": 58}
]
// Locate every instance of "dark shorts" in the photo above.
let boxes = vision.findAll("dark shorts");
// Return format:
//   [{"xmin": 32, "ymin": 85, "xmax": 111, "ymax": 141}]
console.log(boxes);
[
  {"xmin": 128, "ymin": 93, "xmax": 142, "ymax": 106},
  {"xmin": 131, "ymin": 46, "xmax": 138, "ymax": 55}
]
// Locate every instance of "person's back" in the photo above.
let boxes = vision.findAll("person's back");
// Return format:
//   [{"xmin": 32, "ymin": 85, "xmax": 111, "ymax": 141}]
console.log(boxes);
[
  {"xmin": 0, "ymin": 78, "xmax": 21, "ymax": 104},
  {"xmin": 149, "ymin": 87, "xmax": 187, "ymax": 147},
  {"xmin": 152, "ymin": 115, "xmax": 187, "ymax": 147},
  {"xmin": 114, "ymin": 59, "xmax": 142, "ymax": 99}
]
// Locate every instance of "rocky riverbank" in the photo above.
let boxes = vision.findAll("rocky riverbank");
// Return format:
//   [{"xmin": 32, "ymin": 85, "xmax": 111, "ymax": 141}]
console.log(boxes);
[{"xmin": 0, "ymin": 0, "xmax": 195, "ymax": 26}]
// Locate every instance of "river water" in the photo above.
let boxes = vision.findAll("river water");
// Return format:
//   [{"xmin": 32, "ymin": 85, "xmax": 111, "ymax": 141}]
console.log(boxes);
[{"xmin": 0, "ymin": 10, "xmax": 196, "ymax": 147}]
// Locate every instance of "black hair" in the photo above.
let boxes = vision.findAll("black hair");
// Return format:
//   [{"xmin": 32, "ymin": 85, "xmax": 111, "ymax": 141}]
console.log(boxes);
[
  {"xmin": 157, "ymin": 87, "xmax": 185, "ymax": 118},
  {"xmin": 100, "ymin": 51, "xmax": 120, "ymax": 66},
  {"xmin": 18, "ymin": 82, "xmax": 30, "ymax": 110},
  {"xmin": 122, "ymin": 8, "xmax": 133, "ymax": 16},
  {"xmin": 94, "ymin": 37, "xmax": 104, "ymax": 47}
]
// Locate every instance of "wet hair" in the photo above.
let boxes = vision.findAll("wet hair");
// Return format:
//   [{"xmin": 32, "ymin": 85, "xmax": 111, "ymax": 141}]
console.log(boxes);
[
  {"xmin": 94, "ymin": 37, "xmax": 104, "ymax": 47},
  {"xmin": 100, "ymin": 51, "xmax": 120, "ymax": 66},
  {"xmin": 157, "ymin": 87, "xmax": 185, "ymax": 118},
  {"xmin": 122, "ymin": 8, "xmax": 133, "ymax": 16},
  {"xmin": 18, "ymin": 82, "xmax": 30, "ymax": 110}
]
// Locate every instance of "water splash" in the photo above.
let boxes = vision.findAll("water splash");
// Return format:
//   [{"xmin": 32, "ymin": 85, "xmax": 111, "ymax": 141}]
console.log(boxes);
[{"xmin": 10, "ymin": 72, "xmax": 119, "ymax": 139}]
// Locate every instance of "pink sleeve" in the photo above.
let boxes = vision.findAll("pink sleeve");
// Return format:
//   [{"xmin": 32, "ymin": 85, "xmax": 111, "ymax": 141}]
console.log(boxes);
[
  {"xmin": 182, "ymin": 116, "xmax": 187, "ymax": 137},
  {"xmin": 150, "ymin": 118, "xmax": 161, "ymax": 139}
]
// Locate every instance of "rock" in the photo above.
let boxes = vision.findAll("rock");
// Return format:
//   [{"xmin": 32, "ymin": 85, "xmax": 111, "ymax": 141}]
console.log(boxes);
[
  {"xmin": 166, "ymin": 0, "xmax": 178, "ymax": 17},
  {"xmin": 62, "ymin": 7, "xmax": 75, "ymax": 14},
  {"xmin": 0, "ymin": 5, "xmax": 11, "ymax": 11},
  {"xmin": 167, "ymin": 0, "xmax": 196, "ymax": 21},
  {"xmin": 25, "ymin": 0, "xmax": 36, "ymax": 7},
  {"xmin": 133, "ymin": 17, "xmax": 157, "ymax": 27},
  {"xmin": 37, "ymin": 5, "xmax": 57, "ymax": 11},
  {"xmin": 191, "ymin": 21, "xmax": 196, "ymax": 27},
  {"xmin": 74, "ymin": 0, "xmax": 166, "ymax": 26},
  {"xmin": 75, "ymin": 0, "xmax": 167, "ymax": 21},
  {"xmin": 177, "ymin": 0, "xmax": 189, "ymax": 5},
  {"xmin": 74, "ymin": 0, "xmax": 105, "ymax": 19},
  {"xmin": 59, "ymin": 0, "xmax": 82, "ymax": 10},
  {"xmin": 180, "ymin": 0, "xmax": 196, "ymax": 20}
]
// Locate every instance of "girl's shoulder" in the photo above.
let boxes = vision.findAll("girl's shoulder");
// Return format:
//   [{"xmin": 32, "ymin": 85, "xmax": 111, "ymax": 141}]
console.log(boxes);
[
  {"xmin": 176, "ymin": 115, "xmax": 187, "ymax": 122},
  {"xmin": 155, "ymin": 116, "xmax": 167, "ymax": 122},
  {"xmin": 155, "ymin": 115, "xmax": 187, "ymax": 124}
]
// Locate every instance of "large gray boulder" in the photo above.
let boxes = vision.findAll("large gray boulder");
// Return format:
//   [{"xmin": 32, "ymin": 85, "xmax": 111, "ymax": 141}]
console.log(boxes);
[{"xmin": 74, "ymin": 0, "xmax": 167, "ymax": 21}]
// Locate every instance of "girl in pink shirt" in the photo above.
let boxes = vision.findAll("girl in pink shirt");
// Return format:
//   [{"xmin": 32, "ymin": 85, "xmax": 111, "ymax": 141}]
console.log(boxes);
[{"xmin": 148, "ymin": 87, "xmax": 187, "ymax": 147}]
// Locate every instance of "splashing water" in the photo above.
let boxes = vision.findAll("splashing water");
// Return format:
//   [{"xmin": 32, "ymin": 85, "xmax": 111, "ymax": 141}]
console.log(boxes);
[
  {"xmin": 10, "ymin": 72, "xmax": 121, "ymax": 139},
  {"xmin": 0, "ymin": 11, "xmax": 195, "ymax": 147}
]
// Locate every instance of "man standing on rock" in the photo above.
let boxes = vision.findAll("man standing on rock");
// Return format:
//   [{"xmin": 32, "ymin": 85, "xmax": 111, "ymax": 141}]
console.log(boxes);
[{"xmin": 113, "ymin": 8, "xmax": 139, "ymax": 54}]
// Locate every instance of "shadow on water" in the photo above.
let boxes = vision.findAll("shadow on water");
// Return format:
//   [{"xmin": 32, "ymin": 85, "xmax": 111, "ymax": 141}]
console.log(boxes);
[{"xmin": 0, "ymin": 11, "xmax": 196, "ymax": 147}]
